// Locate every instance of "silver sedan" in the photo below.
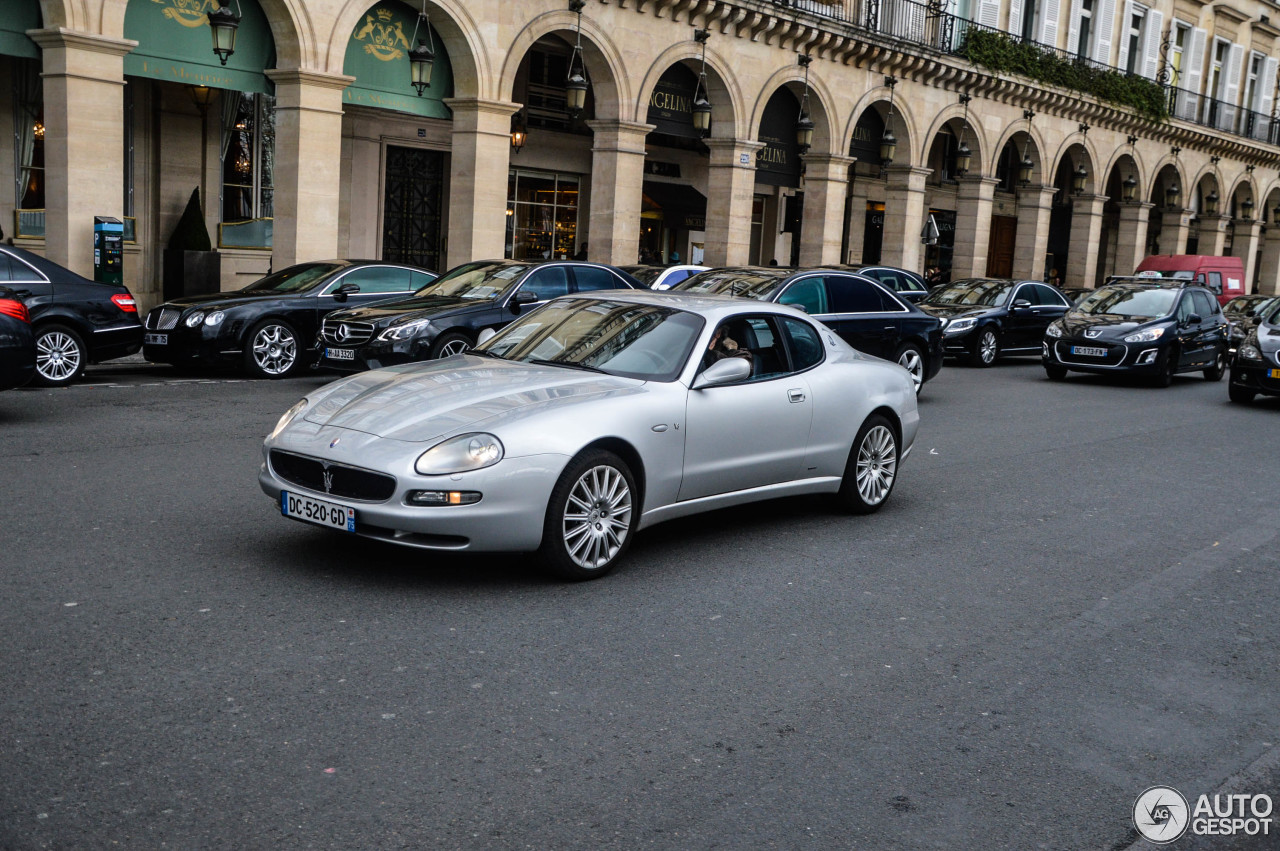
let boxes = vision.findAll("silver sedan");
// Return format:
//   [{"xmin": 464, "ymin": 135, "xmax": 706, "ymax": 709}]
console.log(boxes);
[{"xmin": 259, "ymin": 291, "xmax": 919, "ymax": 579}]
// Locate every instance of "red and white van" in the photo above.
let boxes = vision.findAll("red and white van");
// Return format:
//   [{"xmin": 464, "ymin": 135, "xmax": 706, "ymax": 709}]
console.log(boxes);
[{"xmin": 1134, "ymin": 255, "xmax": 1245, "ymax": 305}]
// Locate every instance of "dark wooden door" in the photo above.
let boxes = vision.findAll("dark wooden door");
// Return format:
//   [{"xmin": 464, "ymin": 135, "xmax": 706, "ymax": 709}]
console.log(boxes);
[
  {"xmin": 382, "ymin": 146, "xmax": 444, "ymax": 272},
  {"xmin": 986, "ymin": 215, "xmax": 1017, "ymax": 277}
]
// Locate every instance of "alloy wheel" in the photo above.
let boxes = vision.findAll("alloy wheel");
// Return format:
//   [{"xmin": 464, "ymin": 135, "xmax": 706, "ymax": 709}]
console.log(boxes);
[
  {"xmin": 561, "ymin": 465, "xmax": 633, "ymax": 571},
  {"xmin": 252, "ymin": 325, "xmax": 297, "ymax": 376},
  {"xmin": 979, "ymin": 331, "xmax": 998, "ymax": 365},
  {"xmin": 855, "ymin": 425, "xmax": 897, "ymax": 507},
  {"xmin": 436, "ymin": 338, "xmax": 470, "ymax": 358},
  {"xmin": 897, "ymin": 348, "xmax": 923, "ymax": 392},
  {"xmin": 36, "ymin": 331, "xmax": 82, "ymax": 382}
]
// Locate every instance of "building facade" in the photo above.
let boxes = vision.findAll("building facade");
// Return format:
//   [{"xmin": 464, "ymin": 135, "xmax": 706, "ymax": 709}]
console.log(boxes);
[{"xmin": 3, "ymin": 0, "xmax": 1280, "ymax": 315}]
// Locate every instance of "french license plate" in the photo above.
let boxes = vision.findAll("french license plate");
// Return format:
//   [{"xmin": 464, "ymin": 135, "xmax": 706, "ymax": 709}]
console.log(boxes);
[
  {"xmin": 1071, "ymin": 346, "xmax": 1107, "ymax": 357},
  {"xmin": 325, "ymin": 347, "xmax": 355, "ymax": 361},
  {"xmin": 1270, "ymin": 369, "xmax": 1280, "ymax": 379},
  {"xmin": 281, "ymin": 491, "xmax": 355, "ymax": 532},
  {"xmin": 145, "ymin": 333, "xmax": 167, "ymax": 346}
]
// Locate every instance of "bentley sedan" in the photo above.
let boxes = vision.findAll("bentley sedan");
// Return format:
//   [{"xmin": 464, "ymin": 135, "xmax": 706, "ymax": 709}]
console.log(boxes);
[
  {"xmin": 670, "ymin": 267, "xmax": 943, "ymax": 393},
  {"xmin": 918, "ymin": 278, "xmax": 1072, "ymax": 367},
  {"xmin": 143, "ymin": 261, "xmax": 436, "ymax": 378},
  {"xmin": 261, "ymin": 292, "xmax": 919, "ymax": 580}
]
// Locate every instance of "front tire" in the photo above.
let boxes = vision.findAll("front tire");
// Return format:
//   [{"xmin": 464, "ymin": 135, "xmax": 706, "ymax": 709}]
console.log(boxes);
[
  {"xmin": 968, "ymin": 328, "xmax": 999, "ymax": 367},
  {"xmin": 836, "ymin": 414, "xmax": 899, "ymax": 515},
  {"xmin": 539, "ymin": 450, "xmax": 638, "ymax": 581},
  {"xmin": 1151, "ymin": 347, "xmax": 1176, "ymax": 388},
  {"xmin": 430, "ymin": 331, "xmax": 472, "ymax": 359},
  {"xmin": 33, "ymin": 324, "xmax": 87, "ymax": 387},
  {"xmin": 244, "ymin": 320, "xmax": 300, "ymax": 379},
  {"xmin": 1203, "ymin": 347, "xmax": 1226, "ymax": 381},
  {"xmin": 1044, "ymin": 363, "xmax": 1068, "ymax": 381},
  {"xmin": 894, "ymin": 343, "xmax": 925, "ymax": 394},
  {"xmin": 1228, "ymin": 381, "xmax": 1256, "ymax": 404}
]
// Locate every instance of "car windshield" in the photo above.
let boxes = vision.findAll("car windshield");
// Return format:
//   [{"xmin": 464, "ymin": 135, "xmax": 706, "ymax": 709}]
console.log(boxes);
[
  {"xmin": 620, "ymin": 266, "xmax": 662, "ymax": 286},
  {"xmin": 925, "ymin": 280, "xmax": 1014, "ymax": 307},
  {"xmin": 673, "ymin": 271, "xmax": 783, "ymax": 300},
  {"xmin": 1224, "ymin": 296, "xmax": 1278, "ymax": 319},
  {"xmin": 412, "ymin": 262, "xmax": 527, "ymax": 300},
  {"xmin": 477, "ymin": 297, "xmax": 704, "ymax": 381},
  {"xmin": 1074, "ymin": 286, "xmax": 1178, "ymax": 320},
  {"xmin": 242, "ymin": 263, "xmax": 342, "ymax": 294}
]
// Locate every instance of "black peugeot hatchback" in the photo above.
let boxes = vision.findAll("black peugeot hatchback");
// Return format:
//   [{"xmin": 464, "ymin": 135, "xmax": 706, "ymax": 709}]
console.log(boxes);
[{"xmin": 1042, "ymin": 281, "xmax": 1228, "ymax": 386}]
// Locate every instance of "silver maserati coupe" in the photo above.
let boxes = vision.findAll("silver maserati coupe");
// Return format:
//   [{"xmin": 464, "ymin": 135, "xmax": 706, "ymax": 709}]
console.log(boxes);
[{"xmin": 259, "ymin": 291, "xmax": 919, "ymax": 579}]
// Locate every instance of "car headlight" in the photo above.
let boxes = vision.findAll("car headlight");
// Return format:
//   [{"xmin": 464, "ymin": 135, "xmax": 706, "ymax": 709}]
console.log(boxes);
[
  {"xmin": 415, "ymin": 433, "xmax": 504, "ymax": 476},
  {"xmin": 204, "ymin": 310, "xmax": 226, "ymax": 327},
  {"xmin": 945, "ymin": 317, "xmax": 976, "ymax": 334},
  {"xmin": 184, "ymin": 310, "xmax": 206, "ymax": 328},
  {"xmin": 1046, "ymin": 322, "xmax": 1063, "ymax": 338},
  {"xmin": 378, "ymin": 317, "xmax": 432, "ymax": 342},
  {"xmin": 1238, "ymin": 344, "xmax": 1262, "ymax": 361},
  {"xmin": 1124, "ymin": 327, "xmax": 1165, "ymax": 343},
  {"xmin": 269, "ymin": 399, "xmax": 307, "ymax": 440}
]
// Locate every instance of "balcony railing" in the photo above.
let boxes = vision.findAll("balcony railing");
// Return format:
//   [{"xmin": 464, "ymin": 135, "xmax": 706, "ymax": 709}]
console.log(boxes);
[{"xmin": 1167, "ymin": 86, "xmax": 1280, "ymax": 145}]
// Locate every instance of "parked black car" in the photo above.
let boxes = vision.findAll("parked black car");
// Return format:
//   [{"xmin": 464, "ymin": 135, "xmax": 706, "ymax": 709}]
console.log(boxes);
[
  {"xmin": 143, "ymin": 260, "xmax": 436, "ymax": 378},
  {"xmin": 670, "ymin": 267, "xmax": 944, "ymax": 392},
  {"xmin": 1228, "ymin": 300, "xmax": 1280, "ymax": 403},
  {"xmin": 0, "ymin": 287, "xmax": 36, "ymax": 391},
  {"xmin": 316, "ymin": 260, "xmax": 642, "ymax": 372},
  {"xmin": 1042, "ymin": 282, "xmax": 1228, "ymax": 386},
  {"xmin": 838, "ymin": 265, "xmax": 930, "ymax": 303},
  {"xmin": 918, "ymin": 278, "xmax": 1072, "ymax": 367},
  {"xmin": 0, "ymin": 245, "xmax": 143, "ymax": 387},
  {"xmin": 1222, "ymin": 294, "xmax": 1278, "ymax": 355}
]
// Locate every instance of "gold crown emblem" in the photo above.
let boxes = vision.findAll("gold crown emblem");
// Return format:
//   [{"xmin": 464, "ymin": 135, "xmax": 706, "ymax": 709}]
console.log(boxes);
[{"xmin": 375, "ymin": 8, "xmax": 393, "ymax": 21}]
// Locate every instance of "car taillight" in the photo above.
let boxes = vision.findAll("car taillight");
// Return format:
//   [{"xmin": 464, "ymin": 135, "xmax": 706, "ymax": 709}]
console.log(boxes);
[
  {"xmin": 111, "ymin": 293, "xmax": 138, "ymax": 313},
  {"xmin": 0, "ymin": 299, "xmax": 29, "ymax": 323}
]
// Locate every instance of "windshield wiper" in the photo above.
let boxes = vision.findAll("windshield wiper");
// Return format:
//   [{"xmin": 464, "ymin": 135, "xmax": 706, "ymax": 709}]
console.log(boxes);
[
  {"xmin": 528, "ymin": 358, "xmax": 607, "ymax": 374},
  {"xmin": 470, "ymin": 349, "xmax": 505, "ymax": 360}
]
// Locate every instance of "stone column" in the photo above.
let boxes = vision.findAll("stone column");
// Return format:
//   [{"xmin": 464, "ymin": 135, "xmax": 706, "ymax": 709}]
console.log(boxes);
[
  {"xmin": 880, "ymin": 165, "xmax": 931, "ymax": 272},
  {"xmin": 1231, "ymin": 217, "xmax": 1262, "ymax": 287},
  {"xmin": 584, "ymin": 119, "xmax": 653, "ymax": 266},
  {"xmin": 1066, "ymin": 194, "xmax": 1107, "ymax": 288},
  {"xmin": 1257, "ymin": 228, "xmax": 1280, "ymax": 295},
  {"xmin": 798, "ymin": 154, "xmax": 854, "ymax": 266},
  {"xmin": 266, "ymin": 70, "xmax": 353, "ymax": 269},
  {"xmin": 1157, "ymin": 208, "xmax": 1192, "ymax": 255},
  {"xmin": 844, "ymin": 176, "xmax": 869, "ymax": 264},
  {"xmin": 28, "ymin": 29, "xmax": 135, "ymax": 276},
  {"xmin": 950, "ymin": 176, "xmax": 999, "ymax": 278},
  {"xmin": 1114, "ymin": 202, "xmax": 1155, "ymax": 276},
  {"xmin": 444, "ymin": 98, "xmax": 521, "ymax": 269},
  {"xmin": 1197, "ymin": 214, "xmax": 1230, "ymax": 257},
  {"xmin": 1013, "ymin": 183, "xmax": 1056, "ymax": 280},
  {"xmin": 704, "ymin": 139, "xmax": 764, "ymax": 267}
]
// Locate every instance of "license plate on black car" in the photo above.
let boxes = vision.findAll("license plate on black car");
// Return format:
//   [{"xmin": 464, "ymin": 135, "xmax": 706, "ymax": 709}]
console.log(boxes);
[
  {"xmin": 1071, "ymin": 346, "xmax": 1106, "ymax": 357},
  {"xmin": 326, "ymin": 348, "xmax": 355, "ymax": 361},
  {"xmin": 1271, "ymin": 369, "xmax": 1280, "ymax": 379},
  {"xmin": 145, "ymin": 333, "xmax": 167, "ymax": 345},
  {"xmin": 281, "ymin": 491, "xmax": 355, "ymax": 532}
]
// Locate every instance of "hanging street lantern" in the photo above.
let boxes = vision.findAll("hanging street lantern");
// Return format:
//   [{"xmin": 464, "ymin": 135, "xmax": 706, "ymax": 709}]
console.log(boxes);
[
  {"xmin": 207, "ymin": 1, "xmax": 242, "ymax": 66},
  {"xmin": 1071, "ymin": 163, "xmax": 1087, "ymax": 195},
  {"xmin": 1122, "ymin": 174, "xmax": 1137, "ymax": 202},
  {"xmin": 1166, "ymin": 182, "xmax": 1183, "ymax": 211},
  {"xmin": 510, "ymin": 110, "xmax": 528, "ymax": 153},
  {"xmin": 795, "ymin": 56, "xmax": 814, "ymax": 155},
  {"xmin": 880, "ymin": 76, "xmax": 898, "ymax": 167},
  {"xmin": 1272, "ymin": 202, "xmax": 1280, "ymax": 226},
  {"xmin": 1204, "ymin": 189, "xmax": 1218, "ymax": 215},
  {"xmin": 955, "ymin": 141, "xmax": 972, "ymax": 176},
  {"xmin": 691, "ymin": 29, "xmax": 712, "ymax": 138},
  {"xmin": 564, "ymin": 1, "xmax": 589, "ymax": 117},
  {"xmin": 1241, "ymin": 196, "xmax": 1255, "ymax": 220},
  {"xmin": 407, "ymin": 0, "xmax": 436, "ymax": 95},
  {"xmin": 1018, "ymin": 110, "xmax": 1035, "ymax": 186}
]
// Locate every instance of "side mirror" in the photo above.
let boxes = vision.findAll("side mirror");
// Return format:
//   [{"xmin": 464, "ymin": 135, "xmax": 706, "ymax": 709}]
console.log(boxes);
[
  {"xmin": 1186, "ymin": 312, "xmax": 1202, "ymax": 325},
  {"xmin": 1012, "ymin": 299, "xmax": 1032, "ymax": 310},
  {"xmin": 693, "ymin": 356, "xmax": 751, "ymax": 389},
  {"xmin": 333, "ymin": 281, "xmax": 360, "ymax": 302},
  {"xmin": 511, "ymin": 290, "xmax": 537, "ymax": 312}
]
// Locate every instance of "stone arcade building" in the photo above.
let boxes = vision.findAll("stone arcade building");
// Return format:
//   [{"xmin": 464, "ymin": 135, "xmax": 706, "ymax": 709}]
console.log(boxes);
[{"xmin": 3, "ymin": 0, "xmax": 1280, "ymax": 314}]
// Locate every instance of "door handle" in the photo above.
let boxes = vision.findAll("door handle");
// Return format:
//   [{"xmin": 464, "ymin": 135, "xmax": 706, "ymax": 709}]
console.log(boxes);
[
  {"xmin": 884, "ymin": 325, "xmax": 896, "ymax": 331},
  {"xmin": 788, "ymin": 389, "xmax": 806, "ymax": 403}
]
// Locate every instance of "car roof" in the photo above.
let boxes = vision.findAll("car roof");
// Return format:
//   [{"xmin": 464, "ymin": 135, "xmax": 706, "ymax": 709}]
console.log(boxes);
[{"xmin": 564, "ymin": 287, "xmax": 812, "ymax": 321}]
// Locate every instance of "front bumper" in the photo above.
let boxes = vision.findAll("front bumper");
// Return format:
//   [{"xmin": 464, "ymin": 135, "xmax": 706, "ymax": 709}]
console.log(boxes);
[
  {"xmin": 1229, "ymin": 360, "xmax": 1280, "ymax": 397},
  {"xmin": 316, "ymin": 335, "xmax": 431, "ymax": 372},
  {"xmin": 1041, "ymin": 338, "xmax": 1165, "ymax": 374},
  {"xmin": 143, "ymin": 323, "xmax": 241, "ymax": 365}
]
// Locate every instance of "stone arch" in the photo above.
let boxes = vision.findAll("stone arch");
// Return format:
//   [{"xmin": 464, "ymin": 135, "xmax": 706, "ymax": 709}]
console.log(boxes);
[
  {"xmin": 1226, "ymin": 174, "xmax": 1258, "ymax": 209},
  {"xmin": 749, "ymin": 63, "xmax": 838, "ymax": 156},
  {"xmin": 1101, "ymin": 146, "xmax": 1146, "ymax": 195},
  {"xmin": 102, "ymin": 0, "xmax": 310, "ymax": 68},
  {"xmin": 921, "ymin": 99, "xmax": 990, "ymax": 178},
  {"xmin": 635, "ymin": 42, "xmax": 744, "ymax": 140},
  {"xmin": 330, "ymin": 0, "xmax": 484, "ymax": 95},
  {"xmin": 1050, "ymin": 138, "xmax": 1100, "ymax": 196},
  {"xmin": 844, "ymin": 82, "xmax": 917, "ymax": 165},
  {"xmin": 989, "ymin": 121, "xmax": 1047, "ymax": 186},
  {"xmin": 500, "ymin": 10, "xmax": 630, "ymax": 120}
]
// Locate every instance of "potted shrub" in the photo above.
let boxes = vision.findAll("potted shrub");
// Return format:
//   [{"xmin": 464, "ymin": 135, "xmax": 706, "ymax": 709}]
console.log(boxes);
[{"xmin": 162, "ymin": 188, "xmax": 221, "ymax": 300}]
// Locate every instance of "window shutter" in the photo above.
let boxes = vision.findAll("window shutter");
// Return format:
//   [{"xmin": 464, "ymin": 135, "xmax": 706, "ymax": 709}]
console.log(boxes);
[
  {"xmin": 1091, "ymin": 0, "xmax": 1116, "ymax": 64},
  {"xmin": 1259, "ymin": 57, "xmax": 1278, "ymax": 115},
  {"xmin": 1184, "ymin": 27, "xmax": 1207, "ymax": 94},
  {"xmin": 1142, "ymin": 10, "xmax": 1163, "ymax": 79},
  {"xmin": 978, "ymin": 0, "xmax": 1000, "ymax": 29},
  {"xmin": 1008, "ymin": 0, "xmax": 1023, "ymax": 36},
  {"xmin": 1116, "ymin": 1, "xmax": 1136, "ymax": 73},
  {"xmin": 1067, "ymin": 0, "xmax": 1083, "ymax": 54},
  {"xmin": 1224, "ymin": 43, "xmax": 1244, "ymax": 104},
  {"xmin": 1041, "ymin": 0, "xmax": 1062, "ymax": 47}
]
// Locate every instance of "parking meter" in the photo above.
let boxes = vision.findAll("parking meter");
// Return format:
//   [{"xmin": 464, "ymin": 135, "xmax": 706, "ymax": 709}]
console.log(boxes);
[{"xmin": 94, "ymin": 216, "xmax": 124, "ymax": 285}]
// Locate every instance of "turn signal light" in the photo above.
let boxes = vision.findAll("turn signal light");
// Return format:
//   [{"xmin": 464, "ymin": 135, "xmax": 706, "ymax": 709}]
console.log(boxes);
[
  {"xmin": 110, "ymin": 293, "xmax": 138, "ymax": 313},
  {"xmin": 407, "ymin": 490, "xmax": 482, "ymax": 506},
  {"xmin": 0, "ymin": 299, "xmax": 29, "ymax": 323}
]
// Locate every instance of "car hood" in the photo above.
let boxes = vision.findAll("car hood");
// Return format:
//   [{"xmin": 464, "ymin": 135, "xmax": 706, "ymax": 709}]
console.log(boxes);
[
  {"xmin": 330, "ymin": 295, "xmax": 492, "ymax": 325},
  {"xmin": 161, "ymin": 291, "xmax": 290, "ymax": 310},
  {"xmin": 1256, "ymin": 323, "xmax": 1280, "ymax": 354},
  {"xmin": 300, "ymin": 355, "xmax": 642, "ymax": 442},
  {"xmin": 918, "ymin": 303, "xmax": 995, "ymax": 320},
  {"xmin": 1057, "ymin": 313, "xmax": 1155, "ymax": 339}
]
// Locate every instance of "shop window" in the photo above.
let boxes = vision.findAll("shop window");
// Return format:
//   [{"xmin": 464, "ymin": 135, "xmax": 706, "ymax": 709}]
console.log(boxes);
[
  {"xmin": 221, "ymin": 92, "xmax": 275, "ymax": 232},
  {"xmin": 506, "ymin": 170, "xmax": 580, "ymax": 261},
  {"xmin": 12, "ymin": 59, "xmax": 44, "ymax": 219}
]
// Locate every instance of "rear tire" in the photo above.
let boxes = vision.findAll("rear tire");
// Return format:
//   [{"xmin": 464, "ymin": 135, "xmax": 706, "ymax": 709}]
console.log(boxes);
[
  {"xmin": 32, "ymin": 324, "xmax": 87, "ymax": 387},
  {"xmin": 968, "ymin": 328, "xmax": 998, "ymax": 367},
  {"xmin": 430, "ymin": 331, "xmax": 472, "ymax": 359},
  {"xmin": 836, "ymin": 414, "xmax": 899, "ymax": 515},
  {"xmin": 539, "ymin": 450, "xmax": 638, "ymax": 581},
  {"xmin": 1203, "ymin": 347, "xmax": 1226, "ymax": 381},
  {"xmin": 244, "ymin": 319, "xmax": 301, "ymax": 379}
]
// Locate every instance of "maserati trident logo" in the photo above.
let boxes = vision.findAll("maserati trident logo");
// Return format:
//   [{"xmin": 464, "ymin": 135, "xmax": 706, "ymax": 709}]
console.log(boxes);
[
  {"xmin": 322, "ymin": 468, "xmax": 334, "ymax": 494},
  {"xmin": 329, "ymin": 437, "xmax": 341, "ymax": 449}
]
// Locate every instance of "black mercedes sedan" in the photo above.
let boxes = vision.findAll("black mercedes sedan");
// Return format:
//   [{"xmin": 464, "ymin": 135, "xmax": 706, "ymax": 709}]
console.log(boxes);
[
  {"xmin": 315, "ymin": 260, "xmax": 641, "ymax": 372},
  {"xmin": 838, "ymin": 265, "xmax": 930, "ymax": 304},
  {"xmin": 0, "ymin": 287, "xmax": 36, "ymax": 391},
  {"xmin": 1222, "ymin": 294, "xmax": 1278, "ymax": 356},
  {"xmin": 1, "ymin": 245, "xmax": 143, "ymax": 387},
  {"xmin": 1228, "ymin": 300, "xmax": 1280, "ymax": 403},
  {"xmin": 918, "ymin": 278, "xmax": 1072, "ymax": 367},
  {"xmin": 1042, "ymin": 282, "xmax": 1228, "ymax": 386},
  {"xmin": 143, "ymin": 260, "xmax": 435, "ymax": 378},
  {"xmin": 669, "ymin": 267, "xmax": 944, "ymax": 393}
]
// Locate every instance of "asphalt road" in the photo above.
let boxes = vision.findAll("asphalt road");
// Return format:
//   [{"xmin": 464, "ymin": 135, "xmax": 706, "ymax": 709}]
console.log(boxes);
[{"xmin": 1, "ymin": 357, "xmax": 1277, "ymax": 850}]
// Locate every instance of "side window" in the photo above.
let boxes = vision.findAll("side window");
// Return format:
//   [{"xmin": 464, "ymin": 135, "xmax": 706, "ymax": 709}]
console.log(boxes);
[
  {"xmin": 572, "ymin": 266, "xmax": 626, "ymax": 293},
  {"xmin": 1034, "ymin": 284, "xmax": 1069, "ymax": 306},
  {"xmin": 1012, "ymin": 285, "xmax": 1039, "ymax": 305},
  {"xmin": 779, "ymin": 317, "xmax": 824, "ymax": 371},
  {"xmin": 1207, "ymin": 271, "xmax": 1223, "ymax": 294},
  {"xmin": 335, "ymin": 266, "xmax": 412, "ymax": 294},
  {"xmin": 777, "ymin": 277, "xmax": 829, "ymax": 314},
  {"xmin": 1192, "ymin": 290, "xmax": 1217, "ymax": 317},
  {"xmin": 410, "ymin": 271, "xmax": 436, "ymax": 290},
  {"xmin": 1176, "ymin": 294, "xmax": 1194, "ymax": 322},
  {"xmin": 827, "ymin": 275, "xmax": 888, "ymax": 313},
  {"xmin": 521, "ymin": 267, "xmax": 571, "ymax": 301},
  {"xmin": 666, "ymin": 269, "xmax": 692, "ymax": 286}
]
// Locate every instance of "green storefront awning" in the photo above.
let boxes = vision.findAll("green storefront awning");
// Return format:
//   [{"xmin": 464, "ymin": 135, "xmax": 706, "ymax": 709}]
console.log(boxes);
[
  {"xmin": 1, "ymin": 0, "xmax": 40, "ymax": 59},
  {"xmin": 123, "ymin": 0, "xmax": 275, "ymax": 94},
  {"xmin": 343, "ymin": 2, "xmax": 452, "ymax": 119}
]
